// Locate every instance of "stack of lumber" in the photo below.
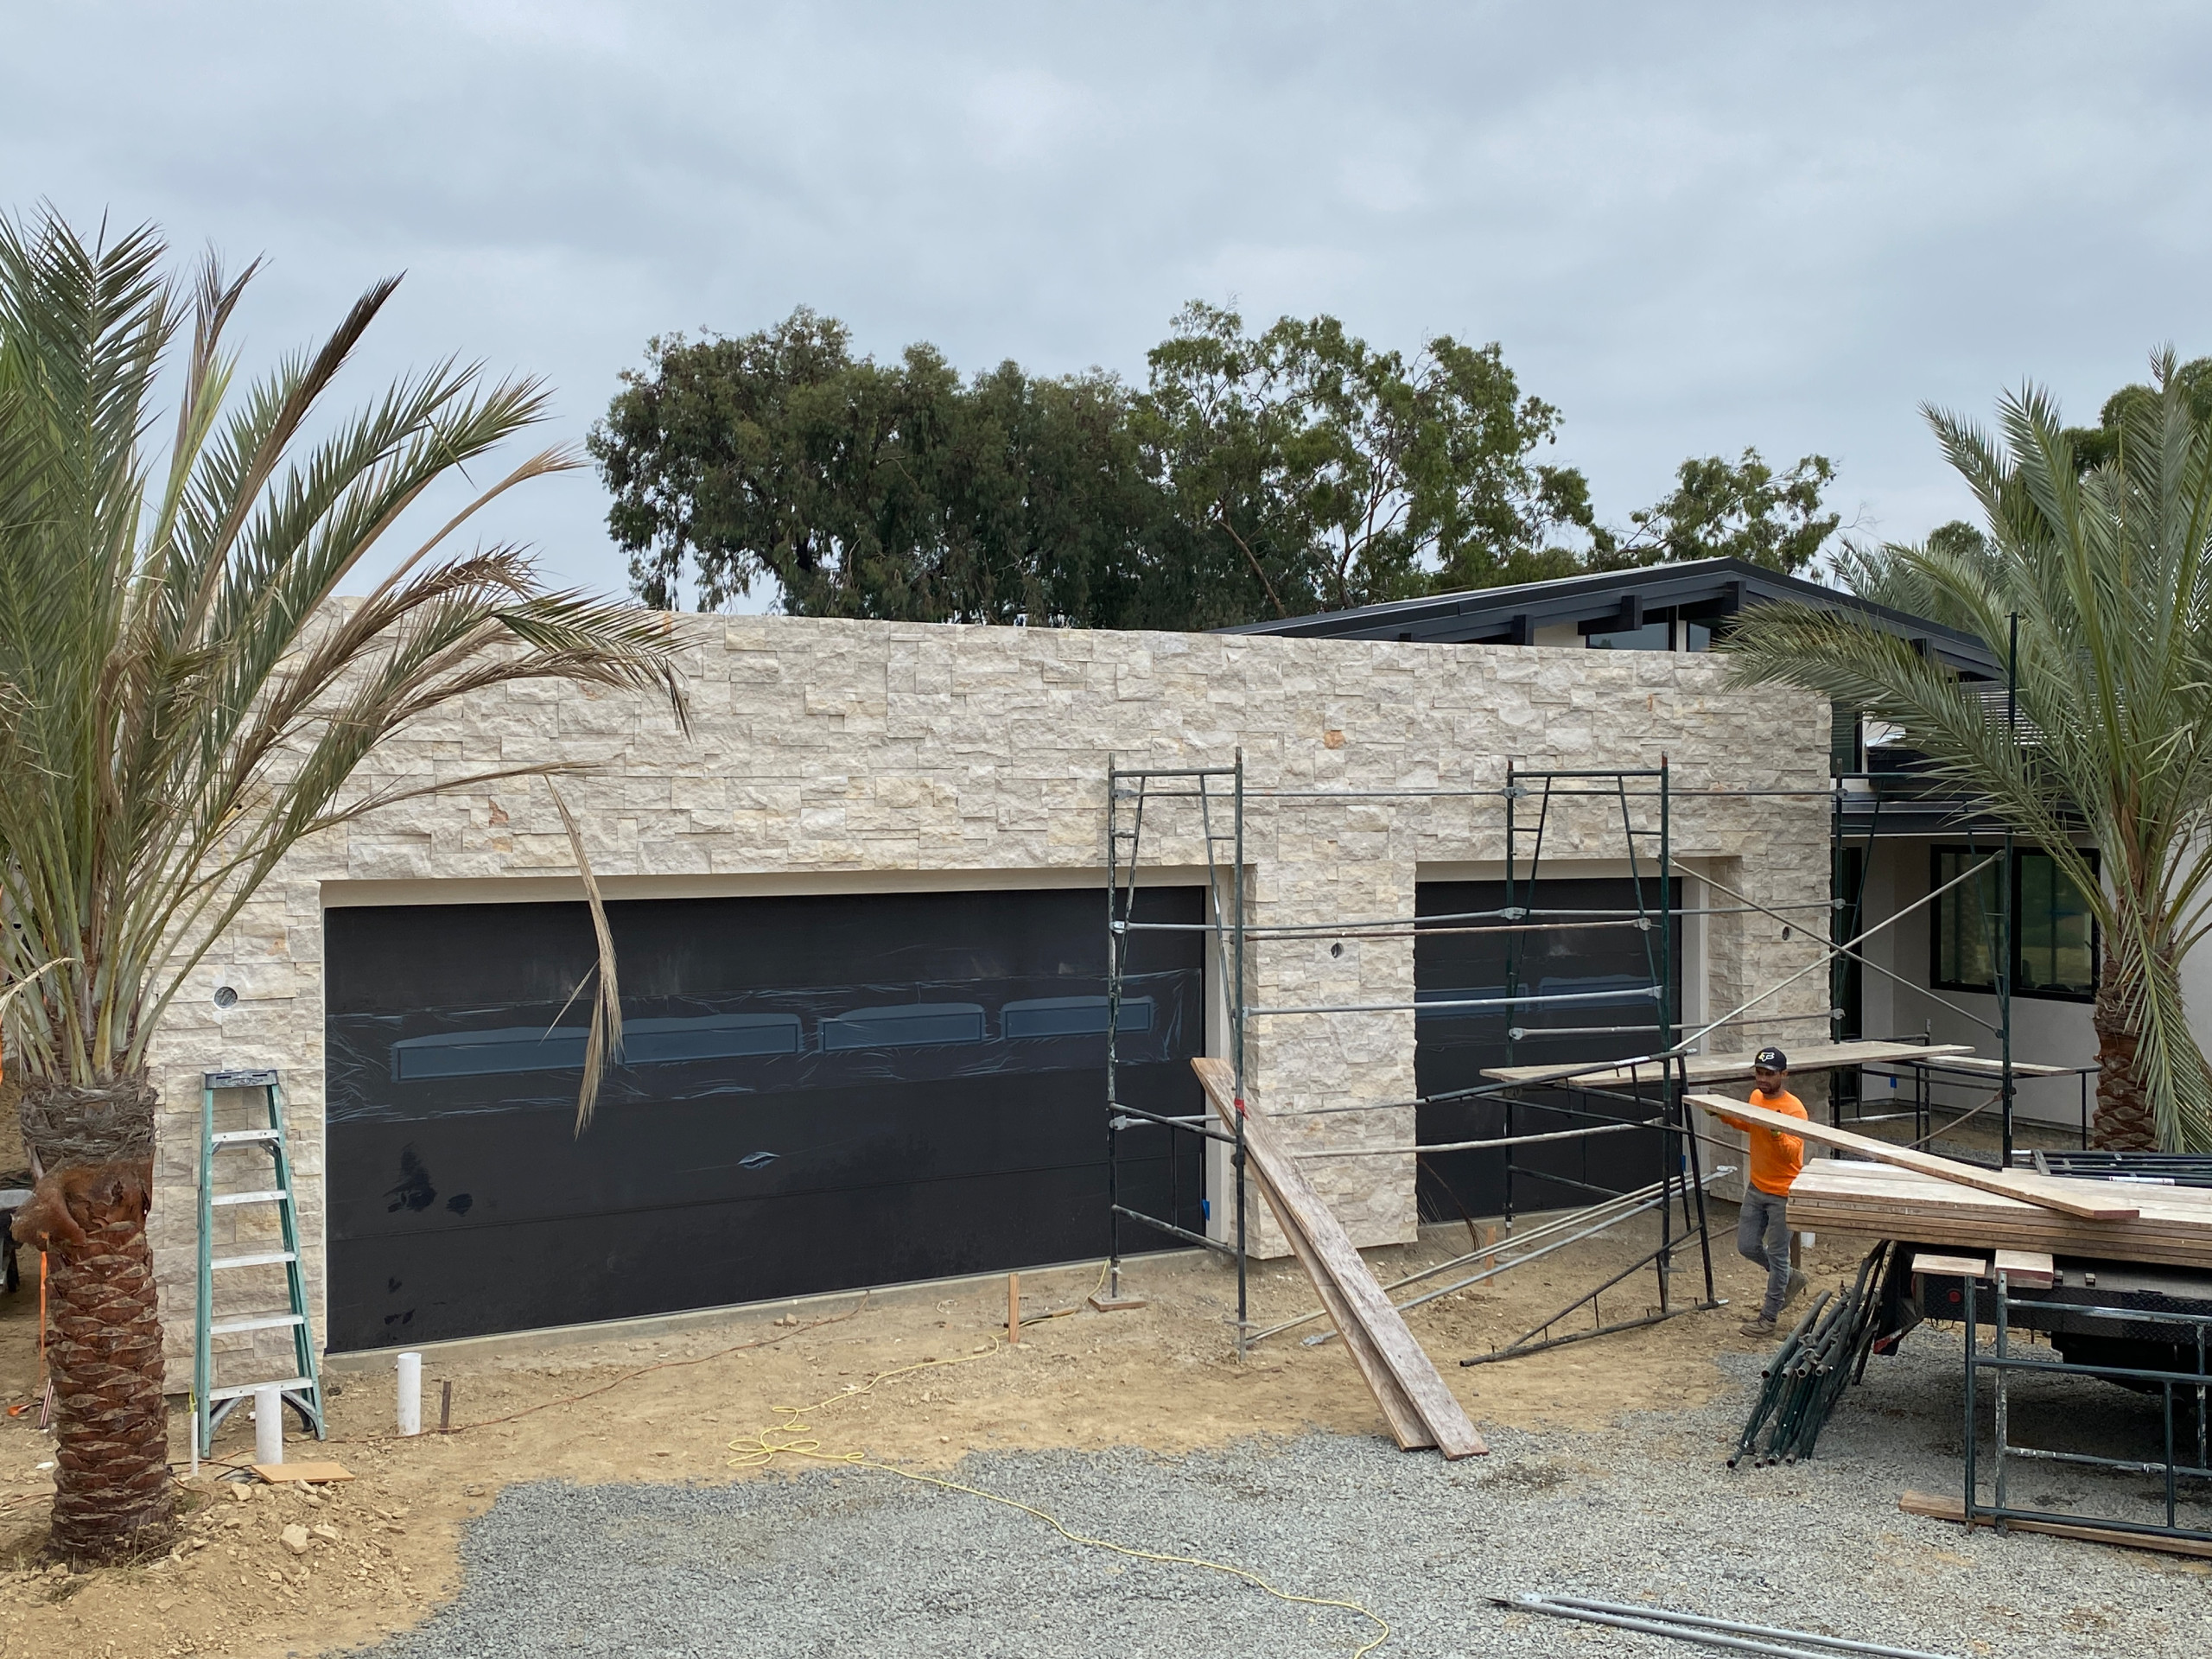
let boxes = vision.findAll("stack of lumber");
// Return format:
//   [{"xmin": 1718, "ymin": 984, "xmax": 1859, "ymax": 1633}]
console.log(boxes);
[
  {"xmin": 1787, "ymin": 1159, "xmax": 2212, "ymax": 1271},
  {"xmin": 1689, "ymin": 1106, "xmax": 2212, "ymax": 1274},
  {"xmin": 1191, "ymin": 1058, "xmax": 1485, "ymax": 1459},
  {"xmin": 1685, "ymin": 1095, "xmax": 2141, "ymax": 1222},
  {"xmin": 1686, "ymin": 1092, "xmax": 2212, "ymax": 1268}
]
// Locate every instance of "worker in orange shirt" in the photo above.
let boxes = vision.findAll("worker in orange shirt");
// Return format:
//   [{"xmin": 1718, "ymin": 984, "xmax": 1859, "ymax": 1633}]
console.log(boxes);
[{"xmin": 1712, "ymin": 1046, "xmax": 1809, "ymax": 1338}]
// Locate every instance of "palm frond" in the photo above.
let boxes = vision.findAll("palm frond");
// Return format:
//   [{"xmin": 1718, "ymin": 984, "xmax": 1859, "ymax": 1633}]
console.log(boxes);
[
  {"xmin": 0, "ymin": 207, "xmax": 686, "ymax": 1111},
  {"xmin": 1729, "ymin": 359, "xmax": 2212, "ymax": 1149}
]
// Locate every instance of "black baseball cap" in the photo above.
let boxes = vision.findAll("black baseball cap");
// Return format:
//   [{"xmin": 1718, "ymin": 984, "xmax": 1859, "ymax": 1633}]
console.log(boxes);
[{"xmin": 1754, "ymin": 1047, "xmax": 1788, "ymax": 1071}]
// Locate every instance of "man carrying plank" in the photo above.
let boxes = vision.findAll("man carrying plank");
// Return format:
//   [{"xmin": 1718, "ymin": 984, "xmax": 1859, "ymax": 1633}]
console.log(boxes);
[{"xmin": 1709, "ymin": 1046, "xmax": 1809, "ymax": 1338}]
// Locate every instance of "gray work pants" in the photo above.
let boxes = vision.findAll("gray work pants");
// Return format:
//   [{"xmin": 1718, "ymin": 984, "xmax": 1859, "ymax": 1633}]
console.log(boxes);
[{"xmin": 1736, "ymin": 1187, "xmax": 1792, "ymax": 1320}]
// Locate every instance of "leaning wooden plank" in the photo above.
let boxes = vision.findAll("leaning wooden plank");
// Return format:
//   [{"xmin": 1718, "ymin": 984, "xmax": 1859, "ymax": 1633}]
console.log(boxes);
[
  {"xmin": 1258, "ymin": 1163, "xmax": 1435, "ymax": 1452},
  {"xmin": 1685, "ymin": 1093, "xmax": 2139, "ymax": 1222},
  {"xmin": 1184, "ymin": 1063, "xmax": 1430, "ymax": 1447},
  {"xmin": 1193, "ymin": 1058, "xmax": 1486, "ymax": 1459},
  {"xmin": 1191, "ymin": 1058, "xmax": 1441, "ymax": 1452},
  {"xmin": 1483, "ymin": 1039, "xmax": 1974, "ymax": 1089},
  {"xmin": 1899, "ymin": 1490, "xmax": 2212, "ymax": 1560}
]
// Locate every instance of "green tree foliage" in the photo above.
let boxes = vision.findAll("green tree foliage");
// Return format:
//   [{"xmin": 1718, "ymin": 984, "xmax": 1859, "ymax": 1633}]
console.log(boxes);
[
  {"xmin": 1592, "ymin": 449, "xmax": 1840, "ymax": 575},
  {"xmin": 2063, "ymin": 356, "xmax": 2212, "ymax": 471},
  {"xmin": 592, "ymin": 306, "xmax": 1840, "ymax": 625},
  {"xmin": 1135, "ymin": 303, "xmax": 1598, "ymax": 619},
  {"xmin": 1726, "ymin": 354, "xmax": 2212, "ymax": 1152}
]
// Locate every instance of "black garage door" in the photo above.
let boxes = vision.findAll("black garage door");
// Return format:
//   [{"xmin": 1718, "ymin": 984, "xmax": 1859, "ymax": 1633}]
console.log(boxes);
[
  {"xmin": 1414, "ymin": 878, "xmax": 1679, "ymax": 1225},
  {"xmin": 325, "ymin": 887, "xmax": 1203, "ymax": 1351}
]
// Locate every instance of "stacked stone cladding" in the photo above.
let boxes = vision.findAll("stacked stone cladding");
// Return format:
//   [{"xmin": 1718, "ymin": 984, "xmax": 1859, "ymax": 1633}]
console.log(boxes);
[{"xmin": 156, "ymin": 614, "xmax": 1831, "ymax": 1370}]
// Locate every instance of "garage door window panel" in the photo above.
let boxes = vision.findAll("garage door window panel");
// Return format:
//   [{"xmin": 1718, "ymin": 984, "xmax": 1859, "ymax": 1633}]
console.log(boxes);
[
  {"xmin": 1414, "ymin": 877, "xmax": 1679, "ymax": 1225},
  {"xmin": 324, "ymin": 888, "xmax": 1203, "ymax": 1350}
]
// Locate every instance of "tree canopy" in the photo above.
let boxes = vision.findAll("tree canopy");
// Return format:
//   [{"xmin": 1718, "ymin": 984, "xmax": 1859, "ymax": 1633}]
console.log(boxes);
[{"xmin": 592, "ymin": 306, "xmax": 1839, "ymax": 626}]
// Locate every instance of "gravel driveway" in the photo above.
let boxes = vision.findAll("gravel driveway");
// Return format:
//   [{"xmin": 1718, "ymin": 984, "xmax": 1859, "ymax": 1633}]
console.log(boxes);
[{"xmin": 354, "ymin": 1332, "xmax": 2210, "ymax": 1658}]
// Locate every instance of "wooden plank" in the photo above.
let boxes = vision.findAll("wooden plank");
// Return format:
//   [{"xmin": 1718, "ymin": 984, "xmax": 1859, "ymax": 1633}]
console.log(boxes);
[
  {"xmin": 251, "ymin": 1460, "xmax": 352, "ymax": 1484},
  {"xmin": 1797, "ymin": 1156, "xmax": 2212, "ymax": 1221},
  {"xmin": 1905, "ymin": 1054, "xmax": 2076, "ymax": 1079},
  {"xmin": 1910, "ymin": 1252, "xmax": 1990, "ymax": 1279},
  {"xmin": 1187, "ymin": 1064, "xmax": 1431, "ymax": 1450},
  {"xmin": 1192, "ymin": 1058, "xmax": 1486, "ymax": 1459},
  {"xmin": 1276, "ymin": 1189, "xmax": 1436, "ymax": 1451},
  {"xmin": 1686, "ymin": 1093, "xmax": 2139, "ymax": 1222},
  {"xmin": 1483, "ymin": 1039, "xmax": 1974, "ymax": 1088},
  {"xmin": 1787, "ymin": 1162, "xmax": 2212, "ymax": 1271},
  {"xmin": 1900, "ymin": 1490, "xmax": 2212, "ymax": 1559},
  {"xmin": 1993, "ymin": 1249, "xmax": 2056, "ymax": 1289}
]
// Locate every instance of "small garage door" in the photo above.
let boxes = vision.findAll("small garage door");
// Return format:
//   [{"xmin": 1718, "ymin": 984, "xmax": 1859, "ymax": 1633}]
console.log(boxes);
[
  {"xmin": 325, "ymin": 887, "xmax": 1203, "ymax": 1351},
  {"xmin": 1414, "ymin": 877, "xmax": 1678, "ymax": 1224}
]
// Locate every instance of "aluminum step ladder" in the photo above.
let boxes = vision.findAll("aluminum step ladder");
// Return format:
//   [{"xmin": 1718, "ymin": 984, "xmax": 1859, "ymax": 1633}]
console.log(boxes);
[{"xmin": 193, "ymin": 1069, "xmax": 324, "ymax": 1459}]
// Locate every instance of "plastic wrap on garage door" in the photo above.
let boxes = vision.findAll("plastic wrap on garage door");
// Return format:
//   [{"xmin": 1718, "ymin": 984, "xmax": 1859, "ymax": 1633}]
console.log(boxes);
[
  {"xmin": 324, "ymin": 887, "xmax": 1204, "ymax": 1351},
  {"xmin": 1414, "ymin": 878, "xmax": 1679, "ymax": 1224}
]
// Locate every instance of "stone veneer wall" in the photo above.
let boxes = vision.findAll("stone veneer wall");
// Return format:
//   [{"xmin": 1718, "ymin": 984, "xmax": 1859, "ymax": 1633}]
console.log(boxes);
[{"xmin": 160, "ymin": 614, "xmax": 1832, "ymax": 1370}]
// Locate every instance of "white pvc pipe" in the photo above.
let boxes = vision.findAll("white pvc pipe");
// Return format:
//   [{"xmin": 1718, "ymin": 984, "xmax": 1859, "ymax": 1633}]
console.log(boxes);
[
  {"xmin": 252, "ymin": 1385, "xmax": 283, "ymax": 1465},
  {"xmin": 396, "ymin": 1351, "xmax": 423, "ymax": 1436}
]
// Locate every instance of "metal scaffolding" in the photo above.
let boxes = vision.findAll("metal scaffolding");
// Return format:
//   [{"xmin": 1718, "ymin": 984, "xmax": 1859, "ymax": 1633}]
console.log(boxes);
[
  {"xmin": 1104, "ymin": 753, "xmax": 1736, "ymax": 1365},
  {"xmin": 1103, "ymin": 754, "xmax": 1250, "ymax": 1345}
]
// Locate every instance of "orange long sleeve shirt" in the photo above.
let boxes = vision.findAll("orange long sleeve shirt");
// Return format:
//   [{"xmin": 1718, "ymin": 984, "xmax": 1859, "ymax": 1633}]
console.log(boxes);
[{"xmin": 1718, "ymin": 1087, "xmax": 1807, "ymax": 1196}]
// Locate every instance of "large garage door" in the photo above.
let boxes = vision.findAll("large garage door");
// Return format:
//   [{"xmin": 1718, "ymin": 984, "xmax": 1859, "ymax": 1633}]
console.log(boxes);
[
  {"xmin": 325, "ymin": 887, "xmax": 1203, "ymax": 1351},
  {"xmin": 1414, "ymin": 877, "xmax": 1678, "ymax": 1224}
]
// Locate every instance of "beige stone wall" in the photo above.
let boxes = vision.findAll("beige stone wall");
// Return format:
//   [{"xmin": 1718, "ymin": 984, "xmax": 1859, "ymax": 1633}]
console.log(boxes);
[{"xmin": 156, "ymin": 616, "xmax": 1832, "ymax": 1369}]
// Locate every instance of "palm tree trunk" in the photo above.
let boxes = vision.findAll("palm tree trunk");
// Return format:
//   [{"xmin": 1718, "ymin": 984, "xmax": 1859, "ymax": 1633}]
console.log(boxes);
[
  {"xmin": 2091, "ymin": 946, "xmax": 2160, "ymax": 1151},
  {"xmin": 10, "ymin": 1076, "xmax": 175, "ymax": 1563}
]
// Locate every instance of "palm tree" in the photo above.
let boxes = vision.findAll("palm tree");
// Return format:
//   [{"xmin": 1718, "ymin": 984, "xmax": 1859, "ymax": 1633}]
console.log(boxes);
[
  {"xmin": 0, "ymin": 210, "xmax": 682, "ymax": 1562},
  {"xmin": 1727, "ymin": 353, "xmax": 2212, "ymax": 1154}
]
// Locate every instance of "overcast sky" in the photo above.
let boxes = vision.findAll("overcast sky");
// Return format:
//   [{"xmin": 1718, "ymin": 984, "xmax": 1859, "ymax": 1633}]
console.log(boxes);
[{"xmin": 7, "ymin": 3, "xmax": 2209, "ymax": 606}]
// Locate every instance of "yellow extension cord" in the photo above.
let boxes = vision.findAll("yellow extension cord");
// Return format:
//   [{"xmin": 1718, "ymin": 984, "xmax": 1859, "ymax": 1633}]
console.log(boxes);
[{"xmin": 726, "ymin": 1291, "xmax": 1393, "ymax": 1657}]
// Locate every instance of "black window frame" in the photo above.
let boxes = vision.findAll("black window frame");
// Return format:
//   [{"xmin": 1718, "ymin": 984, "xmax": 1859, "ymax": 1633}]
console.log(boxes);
[{"xmin": 1929, "ymin": 845, "xmax": 2099, "ymax": 1004}]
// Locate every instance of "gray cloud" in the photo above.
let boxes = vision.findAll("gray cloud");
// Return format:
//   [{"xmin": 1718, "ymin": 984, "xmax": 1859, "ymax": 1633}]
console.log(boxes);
[{"xmin": 7, "ymin": 1, "xmax": 2209, "ymax": 599}]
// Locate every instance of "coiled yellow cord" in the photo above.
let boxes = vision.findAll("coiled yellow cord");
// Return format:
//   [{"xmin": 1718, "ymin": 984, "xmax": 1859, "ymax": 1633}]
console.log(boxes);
[{"xmin": 728, "ymin": 1330, "xmax": 1392, "ymax": 1656}]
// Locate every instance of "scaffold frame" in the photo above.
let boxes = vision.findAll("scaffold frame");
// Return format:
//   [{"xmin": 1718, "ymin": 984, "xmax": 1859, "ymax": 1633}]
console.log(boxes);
[{"xmin": 1103, "ymin": 751, "xmax": 1745, "ymax": 1366}]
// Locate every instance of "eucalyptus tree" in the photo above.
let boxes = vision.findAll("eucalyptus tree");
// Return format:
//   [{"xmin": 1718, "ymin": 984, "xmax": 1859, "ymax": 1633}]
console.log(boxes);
[
  {"xmin": 1727, "ymin": 356, "xmax": 2212, "ymax": 1152},
  {"xmin": 0, "ymin": 211, "xmax": 681, "ymax": 1561}
]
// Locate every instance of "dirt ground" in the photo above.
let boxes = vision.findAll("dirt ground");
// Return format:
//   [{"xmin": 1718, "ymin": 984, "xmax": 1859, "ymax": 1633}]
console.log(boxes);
[{"xmin": 0, "ymin": 1212, "xmax": 1882, "ymax": 1657}]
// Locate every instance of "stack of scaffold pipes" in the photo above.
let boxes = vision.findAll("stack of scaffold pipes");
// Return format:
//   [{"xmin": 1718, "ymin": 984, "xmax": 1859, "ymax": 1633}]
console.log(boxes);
[
  {"xmin": 1729, "ymin": 1243, "xmax": 1894, "ymax": 1466},
  {"xmin": 1191, "ymin": 1058, "xmax": 1485, "ymax": 1459}
]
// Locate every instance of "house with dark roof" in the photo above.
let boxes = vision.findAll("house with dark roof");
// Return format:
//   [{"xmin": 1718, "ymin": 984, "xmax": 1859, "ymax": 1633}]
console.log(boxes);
[{"xmin": 1233, "ymin": 557, "xmax": 2115, "ymax": 1150}]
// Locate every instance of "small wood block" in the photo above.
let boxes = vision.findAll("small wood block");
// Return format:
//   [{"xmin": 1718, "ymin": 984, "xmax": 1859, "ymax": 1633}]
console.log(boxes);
[
  {"xmin": 1088, "ymin": 1294, "xmax": 1148, "ymax": 1313},
  {"xmin": 251, "ymin": 1461, "xmax": 353, "ymax": 1484},
  {"xmin": 1911, "ymin": 1252, "xmax": 1990, "ymax": 1280},
  {"xmin": 1993, "ymin": 1249, "xmax": 2056, "ymax": 1289}
]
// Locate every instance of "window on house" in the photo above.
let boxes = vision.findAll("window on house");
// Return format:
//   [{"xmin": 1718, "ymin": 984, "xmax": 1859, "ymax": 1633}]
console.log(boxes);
[
  {"xmin": 1585, "ymin": 619, "xmax": 1673, "ymax": 651},
  {"xmin": 1929, "ymin": 847, "xmax": 2097, "ymax": 1001},
  {"xmin": 2016, "ymin": 853, "xmax": 2098, "ymax": 996}
]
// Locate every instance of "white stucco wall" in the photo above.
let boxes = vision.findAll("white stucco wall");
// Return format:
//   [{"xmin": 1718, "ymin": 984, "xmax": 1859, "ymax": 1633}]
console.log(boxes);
[
  {"xmin": 1850, "ymin": 835, "xmax": 2099, "ymax": 1133},
  {"xmin": 161, "ymin": 614, "xmax": 1831, "ymax": 1366}
]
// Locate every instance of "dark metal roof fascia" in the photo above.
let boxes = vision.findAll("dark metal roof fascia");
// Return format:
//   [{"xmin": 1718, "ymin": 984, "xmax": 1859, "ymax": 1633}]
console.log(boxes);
[{"xmin": 1222, "ymin": 556, "xmax": 2003, "ymax": 678}]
